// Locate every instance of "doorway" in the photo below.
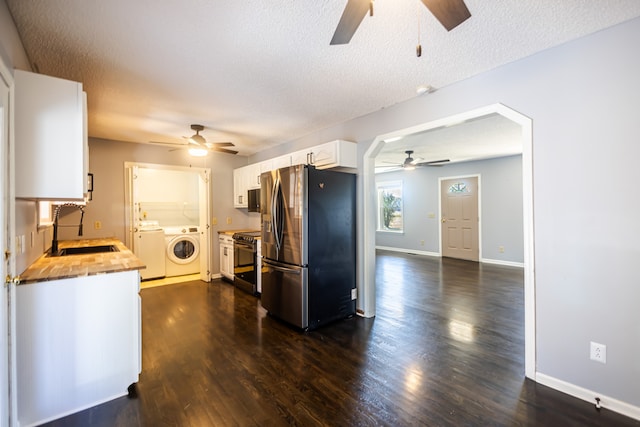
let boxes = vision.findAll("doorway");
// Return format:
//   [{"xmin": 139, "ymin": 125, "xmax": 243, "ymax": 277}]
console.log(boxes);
[
  {"xmin": 124, "ymin": 162, "xmax": 212, "ymax": 283},
  {"xmin": 362, "ymin": 103, "xmax": 535, "ymax": 379},
  {"xmin": 440, "ymin": 175, "xmax": 479, "ymax": 262}
]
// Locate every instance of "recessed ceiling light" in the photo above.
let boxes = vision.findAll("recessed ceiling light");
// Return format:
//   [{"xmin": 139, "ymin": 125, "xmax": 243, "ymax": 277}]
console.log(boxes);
[{"xmin": 416, "ymin": 85, "xmax": 434, "ymax": 95}]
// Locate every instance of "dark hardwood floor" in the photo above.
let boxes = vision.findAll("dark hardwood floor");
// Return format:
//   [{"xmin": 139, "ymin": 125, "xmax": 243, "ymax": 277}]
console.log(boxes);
[{"xmin": 43, "ymin": 251, "xmax": 638, "ymax": 426}]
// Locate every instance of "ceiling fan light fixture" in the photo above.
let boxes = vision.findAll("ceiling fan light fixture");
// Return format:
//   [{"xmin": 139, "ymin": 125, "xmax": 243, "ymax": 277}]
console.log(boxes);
[
  {"xmin": 404, "ymin": 164, "xmax": 416, "ymax": 171},
  {"xmin": 188, "ymin": 147, "xmax": 208, "ymax": 157}
]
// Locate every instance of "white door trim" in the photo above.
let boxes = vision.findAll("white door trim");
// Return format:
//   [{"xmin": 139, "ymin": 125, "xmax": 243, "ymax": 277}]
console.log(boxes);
[
  {"xmin": 362, "ymin": 103, "xmax": 535, "ymax": 380},
  {"xmin": 1, "ymin": 54, "xmax": 17, "ymax": 426},
  {"xmin": 124, "ymin": 162, "xmax": 212, "ymax": 283}
]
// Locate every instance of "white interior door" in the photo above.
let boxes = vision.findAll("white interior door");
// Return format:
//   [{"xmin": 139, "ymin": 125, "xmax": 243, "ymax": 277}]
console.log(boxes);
[
  {"xmin": 198, "ymin": 169, "xmax": 211, "ymax": 282},
  {"xmin": 1, "ymin": 57, "xmax": 16, "ymax": 427},
  {"xmin": 440, "ymin": 176, "xmax": 480, "ymax": 261}
]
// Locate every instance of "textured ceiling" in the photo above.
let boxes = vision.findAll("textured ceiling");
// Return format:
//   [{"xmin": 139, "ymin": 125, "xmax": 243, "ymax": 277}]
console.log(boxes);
[{"xmin": 6, "ymin": 0, "xmax": 640, "ymax": 160}]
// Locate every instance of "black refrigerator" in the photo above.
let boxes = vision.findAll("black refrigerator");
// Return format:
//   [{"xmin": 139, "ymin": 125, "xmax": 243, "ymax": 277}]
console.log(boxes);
[{"xmin": 260, "ymin": 164, "xmax": 356, "ymax": 330}]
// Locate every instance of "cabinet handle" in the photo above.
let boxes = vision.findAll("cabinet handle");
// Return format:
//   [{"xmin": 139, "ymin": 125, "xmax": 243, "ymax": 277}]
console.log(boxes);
[{"xmin": 224, "ymin": 247, "xmax": 227, "ymax": 256}]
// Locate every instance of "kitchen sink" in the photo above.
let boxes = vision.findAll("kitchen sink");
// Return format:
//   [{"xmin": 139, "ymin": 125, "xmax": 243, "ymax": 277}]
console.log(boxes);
[{"xmin": 50, "ymin": 245, "xmax": 119, "ymax": 257}]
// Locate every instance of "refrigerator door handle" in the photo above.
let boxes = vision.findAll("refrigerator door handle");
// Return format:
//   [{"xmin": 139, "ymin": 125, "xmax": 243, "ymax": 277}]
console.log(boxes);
[
  {"xmin": 263, "ymin": 260, "xmax": 301, "ymax": 275},
  {"xmin": 271, "ymin": 176, "xmax": 284, "ymax": 254}
]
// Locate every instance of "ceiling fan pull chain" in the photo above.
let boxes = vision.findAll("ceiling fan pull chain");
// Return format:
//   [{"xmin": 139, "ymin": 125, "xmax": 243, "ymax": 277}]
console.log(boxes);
[{"xmin": 416, "ymin": 0, "xmax": 422, "ymax": 57}]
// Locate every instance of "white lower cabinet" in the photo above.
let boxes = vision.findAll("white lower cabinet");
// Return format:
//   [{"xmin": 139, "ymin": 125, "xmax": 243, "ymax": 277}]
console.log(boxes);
[
  {"xmin": 16, "ymin": 271, "xmax": 141, "ymax": 426},
  {"xmin": 219, "ymin": 234, "xmax": 234, "ymax": 280}
]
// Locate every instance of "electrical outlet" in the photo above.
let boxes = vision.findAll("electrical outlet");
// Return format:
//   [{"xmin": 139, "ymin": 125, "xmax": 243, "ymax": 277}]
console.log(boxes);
[
  {"xmin": 590, "ymin": 342, "xmax": 606, "ymax": 364},
  {"xmin": 212, "ymin": 217, "xmax": 218, "ymax": 225},
  {"xmin": 226, "ymin": 217, "xmax": 232, "ymax": 225},
  {"xmin": 499, "ymin": 246, "xmax": 505, "ymax": 253},
  {"xmin": 94, "ymin": 220, "xmax": 102, "ymax": 230},
  {"xmin": 420, "ymin": 240, "xmax": 425, "ymax": 246}
]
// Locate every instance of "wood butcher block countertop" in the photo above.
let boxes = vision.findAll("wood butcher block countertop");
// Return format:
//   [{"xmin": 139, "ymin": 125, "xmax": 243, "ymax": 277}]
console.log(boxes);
[{"xmin": 20, "ymin": 238, "xmax": 145, "ymax": 285}]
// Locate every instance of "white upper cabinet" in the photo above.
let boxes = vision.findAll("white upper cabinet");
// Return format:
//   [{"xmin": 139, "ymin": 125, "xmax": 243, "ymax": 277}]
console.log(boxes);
[
  {"xmin": 233, "ymin": 140, "xmax": 356, "ymax": 209},
  {"xmin": 14, "ymin": 70, "xmax": 88, "ymax": 200},
  {"xmin": 233, "ymin": 167, "xmax": 248, "ymax": 208},
  {"xmin": 272, "ymin": 154, "xmax": 292, "ymax": 170},
  {"xmin": 291, "ymin": 140, "xmax": 357, "ymax": 169},
  {"xmin": 233, "ymin": 163, "xmax": 261, "ymax": 207}
]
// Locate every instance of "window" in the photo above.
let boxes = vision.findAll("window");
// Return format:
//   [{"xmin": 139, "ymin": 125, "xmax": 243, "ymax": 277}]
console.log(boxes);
[
  {"xmin": 376, "ymin": 180, "xmax": 403, "ymax": 232},
  {"xmin": 37, "ymin": 201, "xmax": 53, "ymax": 229}
]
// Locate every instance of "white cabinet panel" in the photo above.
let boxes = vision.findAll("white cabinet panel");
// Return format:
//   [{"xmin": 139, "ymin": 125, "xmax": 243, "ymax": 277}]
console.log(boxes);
[
  {"xmin": 14, "ymin": 70, "xmax": 88, "ymax": 200},
  {"xmin": 272, "ymin": 154, "xmax": 292, "ymax": 170},
  {"xmin": 16, "ymin": 271, "xmax": 141, "ymax": 426},
  {"xmin": 219, "ymin": 234, "xmax": 234, "ymax": 280}
]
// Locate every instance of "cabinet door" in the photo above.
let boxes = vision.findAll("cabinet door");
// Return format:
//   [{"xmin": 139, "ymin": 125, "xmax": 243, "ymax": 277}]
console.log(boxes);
[
  {"xmin": 14, "ymin": 70, "xmax": 87, "ymax": 200},
  {"xmin": 233, "ymin": 168, "xmax": 248, "ymax": 208},
  {"xmin": 308, "ymin": 141, "xmax": 337, "ymax": 168},
  {"xmin": 290, "ymin": 149, "xmax": 309, "ymax": 167},
  {"xmin": 247, "ymin": 163, "xmax": 261, "ymax": 190}
]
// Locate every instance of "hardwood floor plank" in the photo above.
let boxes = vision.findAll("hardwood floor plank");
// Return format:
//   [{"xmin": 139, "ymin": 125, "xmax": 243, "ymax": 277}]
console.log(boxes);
[{"xmin": 41, "ymin": 250, "xmax": 638, "ymax": 426}]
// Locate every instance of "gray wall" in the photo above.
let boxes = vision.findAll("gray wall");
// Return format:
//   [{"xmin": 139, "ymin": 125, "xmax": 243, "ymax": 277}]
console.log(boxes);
[
  {"xmin": 253, "ymin": 17, "xmax": 640, "ymax": 410},
  {"xmin": 376, "ymin": 155, "xmax": 523, "ymax": 264}
]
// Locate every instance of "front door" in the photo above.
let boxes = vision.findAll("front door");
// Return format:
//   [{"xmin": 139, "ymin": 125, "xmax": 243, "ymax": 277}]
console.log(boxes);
[{"xmin": 441, "ymin": 176, "xmax": 479, "ymax": 261}]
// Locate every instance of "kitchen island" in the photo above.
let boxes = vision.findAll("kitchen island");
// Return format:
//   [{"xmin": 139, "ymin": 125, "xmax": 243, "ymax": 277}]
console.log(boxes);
[{"xmin": 17, "ymin": 238, "xmax": 144, "ymax": 427}]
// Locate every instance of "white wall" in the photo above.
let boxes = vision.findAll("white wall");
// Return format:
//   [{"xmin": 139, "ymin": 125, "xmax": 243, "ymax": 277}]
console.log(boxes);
[{"xmin": 254, "ymin": 17, "xmax": 640, "ymax": 413}]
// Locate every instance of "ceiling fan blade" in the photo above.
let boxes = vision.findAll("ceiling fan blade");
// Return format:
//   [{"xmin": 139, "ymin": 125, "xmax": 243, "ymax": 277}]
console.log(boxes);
[
  {"xmin": 149, "ymin": 140, "xmax": 188, "ymax": 147},
  {"xmin": 420, "ymin": 0, "xmax": 471, "ymax": 31},
  {"xmin": 211, "ymin": 147, "xmax": 238, "ymax": 155},
  {"xmin": 416, "ymin": 159, "xmax": 450, "ymax": 166},
  {"xmin": 207, "ymin": 142, "xmax": 234, "ymax": 147},
  {"xmin": 330, "ymin": 0, "xmax": 371, "ymax": 45}
]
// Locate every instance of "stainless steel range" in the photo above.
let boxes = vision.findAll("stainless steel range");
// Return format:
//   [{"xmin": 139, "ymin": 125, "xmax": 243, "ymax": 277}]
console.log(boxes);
[{"xmin": 232, "ymin": 231, "xmax": 261, "ymax": 295}]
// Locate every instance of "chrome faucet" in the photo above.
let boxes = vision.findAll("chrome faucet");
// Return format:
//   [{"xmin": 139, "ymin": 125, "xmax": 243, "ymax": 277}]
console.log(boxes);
[{"xmin": 51, "ymin": 203, "xmax": 85, "ymax": 255}]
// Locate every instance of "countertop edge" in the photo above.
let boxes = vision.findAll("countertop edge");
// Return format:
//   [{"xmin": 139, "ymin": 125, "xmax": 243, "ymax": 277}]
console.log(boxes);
[{"xmin": 19, "ymin": 238, "xmax": 145, "ymax": 284}]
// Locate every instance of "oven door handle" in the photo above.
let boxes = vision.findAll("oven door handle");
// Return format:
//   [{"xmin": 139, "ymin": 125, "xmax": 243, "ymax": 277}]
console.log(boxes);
[{"xmin": 234, "ymin": 241, "xmax": 255, "ymax": 250}]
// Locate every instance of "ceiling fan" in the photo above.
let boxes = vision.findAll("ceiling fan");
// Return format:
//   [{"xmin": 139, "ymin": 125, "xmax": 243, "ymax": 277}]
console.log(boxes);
[
  {"xmin": 150, "ymin": 124, "xmax": 238, "ymax": 155},
  {"xmin": 380, "ymin": 150, "xmax": 450, "ymax": 170},
  {"xmin": 331, "ymin": 0, "xmax": 471, "ymax": 45}
]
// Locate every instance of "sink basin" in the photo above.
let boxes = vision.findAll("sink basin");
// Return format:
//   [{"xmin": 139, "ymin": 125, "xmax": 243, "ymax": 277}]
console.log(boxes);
[{"xmin": 51, "ymin": 245, "xmax": 119, "ymax": 257}]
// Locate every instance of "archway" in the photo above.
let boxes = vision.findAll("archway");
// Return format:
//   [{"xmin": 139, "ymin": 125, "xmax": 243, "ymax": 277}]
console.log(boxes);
[{"xmin": 361, "ymin": 103, "xmax": 535, "ymax": 379}]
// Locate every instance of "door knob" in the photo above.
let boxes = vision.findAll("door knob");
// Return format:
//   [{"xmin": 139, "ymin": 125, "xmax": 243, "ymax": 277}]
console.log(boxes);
[{"xmin": 441, "ymin": 218, "xmax": 446, "ymax": 223}]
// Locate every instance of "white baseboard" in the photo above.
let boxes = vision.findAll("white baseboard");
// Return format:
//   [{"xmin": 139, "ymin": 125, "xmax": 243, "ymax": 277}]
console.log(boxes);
[
  {"xmin": 536, "ymin": 372, "xmax": 640, "ymax": 421},
  {"xmin": 481, "ymin": 258, "xmax": 525, "ymax": 268},
  {"xmin": 375, "ymin": 246, "xmax": 440, "ymax": 258},
  {"xmin": 376, "ymin": 246, "xmax": 525, "ymax": 268}
]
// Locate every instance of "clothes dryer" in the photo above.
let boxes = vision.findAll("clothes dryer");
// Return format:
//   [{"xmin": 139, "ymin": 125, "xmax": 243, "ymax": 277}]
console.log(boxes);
[
  {"xmin": 164, "ymin": 226, "xmax": 200, "ymax": 277},
  {"xmin": 135, "ymin": 221, "xmax": 166, "ymax": 280}
]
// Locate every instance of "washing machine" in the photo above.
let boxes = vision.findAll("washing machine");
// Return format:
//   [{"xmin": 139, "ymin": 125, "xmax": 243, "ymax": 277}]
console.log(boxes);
[
  {"xmin": 135, "ymin": 220, "xmax": 166, "ymax": 280},
  {"xmin": 164, "ymin": 226, "xmax": 200, "ymax": 277}
]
